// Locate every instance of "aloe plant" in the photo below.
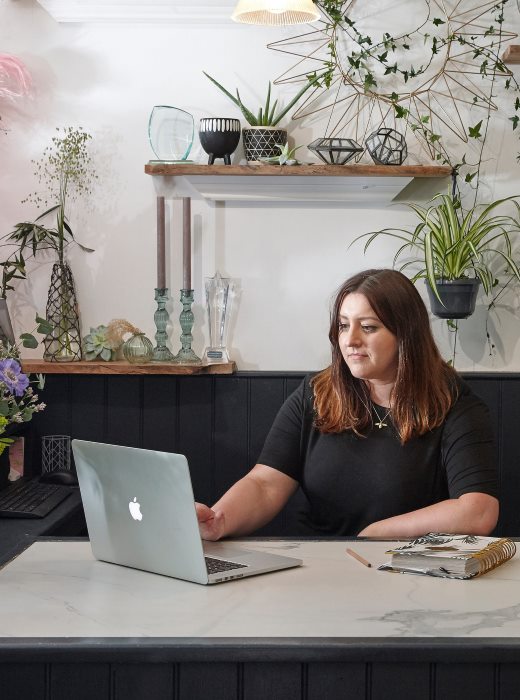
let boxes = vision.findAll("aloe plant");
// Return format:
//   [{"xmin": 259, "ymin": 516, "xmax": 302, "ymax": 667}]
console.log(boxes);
[
  {"xmin": 354, "ymin": 193, "xmax": 520, "ymax": 302},
  {"xmin": 203, "ymin": 72, "xmax": 319, "ymax": 127}
]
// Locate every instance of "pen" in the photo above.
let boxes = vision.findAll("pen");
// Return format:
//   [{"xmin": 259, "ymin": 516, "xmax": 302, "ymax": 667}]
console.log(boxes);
[{"xmin": 346, "ymin": 548, "xmax": 372, "ymax": 568}]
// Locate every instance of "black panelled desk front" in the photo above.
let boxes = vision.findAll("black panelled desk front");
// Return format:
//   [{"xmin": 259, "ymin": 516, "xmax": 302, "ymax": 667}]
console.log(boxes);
[{"xmin": 1, "ymin": 538, "xmax": 520, "ymax": 700}]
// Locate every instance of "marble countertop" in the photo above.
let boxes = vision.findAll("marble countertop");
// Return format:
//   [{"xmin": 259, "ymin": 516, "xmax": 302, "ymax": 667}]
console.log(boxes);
[{"xmin": 1, "ymin": 539, "xmax": 520, "ymax": 640}]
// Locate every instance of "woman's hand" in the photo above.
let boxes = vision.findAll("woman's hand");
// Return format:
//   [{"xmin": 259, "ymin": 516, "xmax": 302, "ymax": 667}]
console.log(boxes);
[{"xmin": 195, "ymin": 502, "xmax": 226, "ymax": 541}]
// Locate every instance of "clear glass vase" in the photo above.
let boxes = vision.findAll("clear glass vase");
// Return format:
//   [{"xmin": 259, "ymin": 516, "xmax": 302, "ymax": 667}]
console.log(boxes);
[
  {"xmin": 148, "ymin": 105, "xmax": 194, "ymax": 162},
  {"xmin": 43, "ymin": 262, "xmax": 82, "ymax": 362}
]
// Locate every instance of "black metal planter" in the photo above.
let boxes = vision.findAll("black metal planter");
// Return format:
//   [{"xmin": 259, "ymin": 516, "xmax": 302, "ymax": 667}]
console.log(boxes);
[{"xmin": 425, "ymin": 278, "xmax": 480, "ymax": 319}]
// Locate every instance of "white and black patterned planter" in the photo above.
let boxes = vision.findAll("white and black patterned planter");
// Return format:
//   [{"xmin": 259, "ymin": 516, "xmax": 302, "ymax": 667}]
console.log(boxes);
[
  {"xmin": 199, "ymin": 118, "xmax": 241, "ymax": 165},
  {"xmin": 242, "ymin": 126, "xmax": 287, "ymax": 162}
]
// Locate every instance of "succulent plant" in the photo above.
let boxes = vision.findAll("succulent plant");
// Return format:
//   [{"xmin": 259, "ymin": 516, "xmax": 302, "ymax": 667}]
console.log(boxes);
[
  {"xmin": 260, "ymin": 142, "xmax": 303, "ymax": 165},
  {"xmin": 203, "ymin": 72, "xmax": 320, "ymax": 127},
  {"xmin": 82, "ymin": 325, "xmax": 115, "ymax": 361}
]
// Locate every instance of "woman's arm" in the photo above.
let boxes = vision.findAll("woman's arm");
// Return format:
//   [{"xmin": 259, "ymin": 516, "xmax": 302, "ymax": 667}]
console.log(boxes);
[
  {"xmin": 196, "ymin": 463, "xmax": 299, "ymax": 541},
  {"xmin": 358, "ymin": 492, "xmax": 499, "ymax": 538}
]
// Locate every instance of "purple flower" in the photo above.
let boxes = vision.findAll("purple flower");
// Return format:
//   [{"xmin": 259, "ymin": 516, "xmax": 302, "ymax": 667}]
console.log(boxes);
[{"xmin": 0, "ymin": 359, "xmax": 30, "ymax": 397}]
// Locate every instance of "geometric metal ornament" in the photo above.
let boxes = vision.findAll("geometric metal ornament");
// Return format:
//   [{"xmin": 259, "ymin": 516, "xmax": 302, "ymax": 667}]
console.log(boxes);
[
  {"xmin": 366, "ymin": 128, "xmax": 407, "ymax": 165},
  {"xmin": 268, "ymin": 0, "xmax": 518, "ymax": 165},
  {"xmin": 308, "ymin": 137, "xmax": 363, "ymax": 164}
]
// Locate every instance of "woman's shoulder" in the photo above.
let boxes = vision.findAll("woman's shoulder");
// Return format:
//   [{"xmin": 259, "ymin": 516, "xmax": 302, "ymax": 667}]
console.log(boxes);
[
  {"xmin": 447, "ymin": 374, "xmax": 491, "ymax": 422},
  {"xmin": 284, "ymin": 371, "xmax": 328, "ymax": 416}
]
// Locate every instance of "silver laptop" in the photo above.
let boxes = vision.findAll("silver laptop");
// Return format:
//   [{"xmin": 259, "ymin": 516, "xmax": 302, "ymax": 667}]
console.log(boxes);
[{"xmin": 72, "ymin": 440, "xmax": 302, "ymax": 585}]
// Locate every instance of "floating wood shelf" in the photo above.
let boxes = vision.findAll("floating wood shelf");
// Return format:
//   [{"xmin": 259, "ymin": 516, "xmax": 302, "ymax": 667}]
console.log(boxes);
[
  {"xmin": 145, "ymin": 162, "xmax": 452, "ymax": 204},
  {"xmin": 145, "ymin": 163, "xmax": 452, "ymax": 178},
  {"xmin": 21, "ymin": 360, "xmax": 236, "ymax": 376},
  {"xmin": 502, "ymin": 45, "xmax": 520, "ymax": 64}
]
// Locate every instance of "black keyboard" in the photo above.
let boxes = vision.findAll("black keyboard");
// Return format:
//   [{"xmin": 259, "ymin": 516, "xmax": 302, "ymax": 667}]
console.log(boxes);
[
  {"xmin": 0, "ymin": 479, "xmax": 73, "ymax": 518},
  {"xmin": 205, "ymin": 556, "xmax": 248, "ymax": 575}
]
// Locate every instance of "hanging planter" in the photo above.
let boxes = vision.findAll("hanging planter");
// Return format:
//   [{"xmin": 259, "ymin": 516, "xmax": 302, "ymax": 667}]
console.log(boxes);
[
  {"xmin": 43, "ymin": 262, "xmax": 82, "ymax": 362},
  {"xmin": 425, "ymin": 278, "xmax": 480, "ymax": 319}
]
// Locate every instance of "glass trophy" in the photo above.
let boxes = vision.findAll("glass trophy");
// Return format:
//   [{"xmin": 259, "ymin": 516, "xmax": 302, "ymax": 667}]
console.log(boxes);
[
  {"xmin": 203, "ymin": 271, "xmax": 231, "ymax": 364},
  {"xmin": 148, "ymin": 105, "xmax": 194, "ymax": 163}
]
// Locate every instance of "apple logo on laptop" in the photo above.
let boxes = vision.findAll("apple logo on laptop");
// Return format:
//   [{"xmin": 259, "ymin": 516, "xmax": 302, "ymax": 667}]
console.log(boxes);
[{"xmin": 129, "ymin": 497, "xmax": 143, "ymax": 521}]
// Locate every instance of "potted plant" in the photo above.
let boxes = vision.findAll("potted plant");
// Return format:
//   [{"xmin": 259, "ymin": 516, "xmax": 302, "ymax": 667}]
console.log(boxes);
[
  {"xmin": 203, "ymin": 72, "xmax": 319, "ymax": 161},
  {"xmin": 3, "ymin": 126, "xmax": 97, "ymax": 361},
  {"xmin": 355, "ymin": 192, "xmax": 520, "ymax": 319}
]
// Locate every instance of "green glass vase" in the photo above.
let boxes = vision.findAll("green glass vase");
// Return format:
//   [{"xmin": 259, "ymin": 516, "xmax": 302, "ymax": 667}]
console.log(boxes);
[{"xmin": 123, "ymin": 333, "xmax": 154, "ymax": 364}]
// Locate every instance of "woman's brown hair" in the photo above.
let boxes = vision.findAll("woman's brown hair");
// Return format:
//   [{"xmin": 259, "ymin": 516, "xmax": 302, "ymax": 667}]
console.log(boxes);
[{"xmin": 312, "ymin": 269, "xmax": 458, "ymax": 443}]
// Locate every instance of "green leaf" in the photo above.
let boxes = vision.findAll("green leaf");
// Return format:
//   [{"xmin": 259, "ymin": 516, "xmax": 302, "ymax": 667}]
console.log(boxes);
[
  {"xmin": 36, "ymin": 317, "xmax": 53, "ymax": 334},
  {"xmin": 468, "ymin": 120, "xmax": 483, "ymax": 138},
  {"xmin": 20, "ymin": 333, "xmax": 38, "ymax": 349},
  {"xmin": 432, "ymin": 18, "xmax": 445, "ymax": 26},
  {"xmin": 0, "ymin": 401, "xmax": 9, "ymax": 417}
]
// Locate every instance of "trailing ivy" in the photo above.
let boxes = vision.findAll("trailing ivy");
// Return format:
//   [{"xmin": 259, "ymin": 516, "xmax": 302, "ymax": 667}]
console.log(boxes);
[{"xmin": 311, "ymin": 0, "xmax": 520, "ymax": 183}]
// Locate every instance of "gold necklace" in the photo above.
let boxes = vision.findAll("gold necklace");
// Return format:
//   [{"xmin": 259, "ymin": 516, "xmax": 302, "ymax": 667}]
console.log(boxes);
[
  {"xmin": 355, "ymin": 389, "xmax": 392, "ymax": 429},
  {"xmin": 372, "ymin": 403, "xmax": 392, "ymax": 429}
]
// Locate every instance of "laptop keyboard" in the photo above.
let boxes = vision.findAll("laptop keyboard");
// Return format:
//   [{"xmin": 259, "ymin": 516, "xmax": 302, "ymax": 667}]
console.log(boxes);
[
  {"xmin": 0, "ymin": 479, "xmax": 72, "ymax": 518},
  {"xmin": 205, "ymin": 556, "xmax": 248, "ymax": 575}
]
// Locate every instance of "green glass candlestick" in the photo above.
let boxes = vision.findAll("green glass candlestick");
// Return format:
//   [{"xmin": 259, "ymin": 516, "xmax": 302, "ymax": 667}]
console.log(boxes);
[
  {"xmin": 152, "ymin": 288, "xmax": 174, "ymax": 362},
  {"xmin": 173, "ymin": 289, "xmax": 201, "ymax": 364}
]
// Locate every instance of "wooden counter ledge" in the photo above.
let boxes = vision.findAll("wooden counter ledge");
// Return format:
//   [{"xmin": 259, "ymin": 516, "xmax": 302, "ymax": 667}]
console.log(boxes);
[{"xmin": 21, "ymin": 359, "xmax": 236, "ymax": 375}]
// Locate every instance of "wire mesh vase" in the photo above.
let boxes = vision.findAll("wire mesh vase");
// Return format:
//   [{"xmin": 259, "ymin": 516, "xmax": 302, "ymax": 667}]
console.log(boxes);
[{"xmin": 43, "ymin": 262, "xmax": 82, "ymax": 362}]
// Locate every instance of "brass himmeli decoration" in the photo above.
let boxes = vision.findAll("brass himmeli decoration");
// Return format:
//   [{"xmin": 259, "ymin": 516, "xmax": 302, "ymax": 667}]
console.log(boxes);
[{"xmin": 268, "ymin": 0, "xmax": 518, "ymax": 165}]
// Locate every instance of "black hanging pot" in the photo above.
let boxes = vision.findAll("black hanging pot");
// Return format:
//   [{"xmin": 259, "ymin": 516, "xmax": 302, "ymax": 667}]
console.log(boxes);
[{"xmin": 425, "ymin": 278, "xmax": 480, "ymax": 319}]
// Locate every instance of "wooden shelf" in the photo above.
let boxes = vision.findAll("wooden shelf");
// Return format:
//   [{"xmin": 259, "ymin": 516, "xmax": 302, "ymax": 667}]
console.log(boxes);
[
  {"xmin": 145, "ymin": 162, "xmax": 452, "ymax": 204},
  {"xmin": 502, "ymin": 45, "xmax": 520, "ymax": 64},
  {"xmin": 21, "ymin": 360, "xmax": 236, "ymax": 376},
  {"xmin": 145, "ymin": 163, "xmax": 452, "ymax": 178}
]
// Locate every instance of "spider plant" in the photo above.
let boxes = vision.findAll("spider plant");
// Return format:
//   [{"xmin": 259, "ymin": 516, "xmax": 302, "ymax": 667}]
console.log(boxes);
[
  {"xmin": 203, "ymin": 72, "xmax": 319, "ymax": 127},
  {"xmin": 355, "ymin": 193, "xmax": 520, "ymax": 303}
]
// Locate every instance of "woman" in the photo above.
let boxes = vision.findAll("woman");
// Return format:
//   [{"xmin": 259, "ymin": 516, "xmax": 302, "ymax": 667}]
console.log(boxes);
[{"xmin": 196, "ymin": 269, "xmax": 498, "ymax": 540}]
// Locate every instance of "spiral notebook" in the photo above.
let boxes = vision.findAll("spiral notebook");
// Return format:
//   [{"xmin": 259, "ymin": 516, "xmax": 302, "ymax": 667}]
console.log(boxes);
[{"xmin": 379, "ymin": 532, "xmax": 517, "ymax": 579}]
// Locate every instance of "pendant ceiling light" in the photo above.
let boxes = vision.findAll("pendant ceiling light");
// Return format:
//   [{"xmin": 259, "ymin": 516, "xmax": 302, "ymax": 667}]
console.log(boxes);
[{"xmin": 232, "ymin": 0, "xmax": 320, "ymax": 26}]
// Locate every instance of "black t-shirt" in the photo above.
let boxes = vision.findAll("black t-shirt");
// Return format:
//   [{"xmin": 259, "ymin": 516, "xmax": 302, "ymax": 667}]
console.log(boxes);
[{"xmin": 258, "ymin": 375, "xmax": 497, "ymax": 536}]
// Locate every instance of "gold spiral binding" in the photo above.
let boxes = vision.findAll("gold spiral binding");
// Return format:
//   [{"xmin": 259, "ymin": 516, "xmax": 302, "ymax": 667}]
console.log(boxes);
[{"xmin": 472, "ymin": 538, "xmax": 517, "ymax": 577}]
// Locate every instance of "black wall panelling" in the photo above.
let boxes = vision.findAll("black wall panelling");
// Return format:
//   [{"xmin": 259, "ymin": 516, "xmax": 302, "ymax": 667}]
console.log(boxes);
[
  {"xmin": 2, "ymin": 659, "xmax": 520, "ymax": 700},
  {"xmin": 28, "ymin": 372, "xmax": 520, "ymax": 536}
]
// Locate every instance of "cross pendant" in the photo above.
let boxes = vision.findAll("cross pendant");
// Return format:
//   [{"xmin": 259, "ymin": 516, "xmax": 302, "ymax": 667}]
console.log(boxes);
[{"xmin": 375, "ymin": 420, "xmax": 387, "ymax": 429}]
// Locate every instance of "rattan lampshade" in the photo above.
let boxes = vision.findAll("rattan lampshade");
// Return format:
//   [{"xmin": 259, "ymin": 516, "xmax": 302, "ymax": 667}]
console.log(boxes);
[{"xmin": 232, "ymin": 0, "xmax": 320, "ymax": 25}]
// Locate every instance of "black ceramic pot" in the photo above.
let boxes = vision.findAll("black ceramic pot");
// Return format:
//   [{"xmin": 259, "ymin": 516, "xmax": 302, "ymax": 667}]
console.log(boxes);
[
  {"xmin": 425, "ymin": 278, "xmax": 480, "ymax": 319},
  {"xmin": 199, "ymin": 118, "xmax": 241, "ymax": 165}
]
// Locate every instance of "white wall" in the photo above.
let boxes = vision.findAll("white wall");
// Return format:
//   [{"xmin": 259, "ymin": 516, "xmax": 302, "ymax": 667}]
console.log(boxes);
[{"xmin": 1, "ymin": 0, "xmax": 520, "ymax": 371}]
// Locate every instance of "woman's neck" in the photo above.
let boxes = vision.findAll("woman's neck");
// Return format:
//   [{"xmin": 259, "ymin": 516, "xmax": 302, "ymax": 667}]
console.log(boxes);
[{"xmin": 365, "ymin": 380, "xmax": 395, "ymax": 408}]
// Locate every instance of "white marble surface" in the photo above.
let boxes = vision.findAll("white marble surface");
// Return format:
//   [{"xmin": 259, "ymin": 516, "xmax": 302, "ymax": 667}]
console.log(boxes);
[{"xmin": 1, "ymin": 540, "xmax": 520, "ymax": 638}]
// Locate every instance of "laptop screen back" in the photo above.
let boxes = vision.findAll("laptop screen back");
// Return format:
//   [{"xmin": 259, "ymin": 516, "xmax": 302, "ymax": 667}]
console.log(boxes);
[{"xmin": 72, "ymin": 440, "xmax": 209, "ymax": 584}]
